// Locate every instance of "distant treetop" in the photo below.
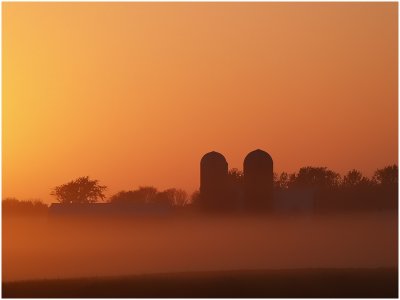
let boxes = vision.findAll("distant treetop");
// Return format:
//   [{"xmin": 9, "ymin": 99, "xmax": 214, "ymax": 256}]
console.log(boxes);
[{"xmin": 50, "ymin": 176, "xmax": 107, "ymax": 204}]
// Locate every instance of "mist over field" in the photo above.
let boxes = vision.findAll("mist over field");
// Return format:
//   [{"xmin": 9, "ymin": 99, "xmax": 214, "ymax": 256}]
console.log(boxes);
[{"xmin": 3, "ymin": 211, "xmax": 397, "ymax": 282}]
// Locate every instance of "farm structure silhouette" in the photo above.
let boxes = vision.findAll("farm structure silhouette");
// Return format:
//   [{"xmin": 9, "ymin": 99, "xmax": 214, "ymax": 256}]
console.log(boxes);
[
  {"xmin": 199, "ymin": 149, "xmax": 274, "ymax": 211},
  {"xmin": 40, "ymin": 148, "xmax": 397, "ymax": 216},
  {"xmin": 48, "ymin": 149, "xmax": 277, "ymax": 215},
  {"xmin": 200, "ymin": 151, "xmax": 229, "ymax": 210}
]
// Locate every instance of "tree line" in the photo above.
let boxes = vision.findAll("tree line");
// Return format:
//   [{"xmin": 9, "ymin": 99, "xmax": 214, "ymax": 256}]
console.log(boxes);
[
  {"xmin": 274, "ymin": 165, "xmax": 397, "ymax": 212},
  {"xmin": 3, "ymin": 164, "xmax": 397, "ymax": 214}
]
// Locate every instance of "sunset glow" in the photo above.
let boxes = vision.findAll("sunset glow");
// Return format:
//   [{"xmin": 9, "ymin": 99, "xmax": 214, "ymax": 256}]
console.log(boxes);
[{"xmin": 3, "ymin": 2, "xmax": 397, "ymax": 202}]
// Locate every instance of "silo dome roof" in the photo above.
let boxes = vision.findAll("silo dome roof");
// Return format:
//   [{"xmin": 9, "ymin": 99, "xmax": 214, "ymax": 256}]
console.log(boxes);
[
  {"xmin": 201, "ymin": 151, "xmax": 227, "ymax": 164},
  {"xmin": 244, "ymin": 149, "xmax": 273, "ymax": 164}
]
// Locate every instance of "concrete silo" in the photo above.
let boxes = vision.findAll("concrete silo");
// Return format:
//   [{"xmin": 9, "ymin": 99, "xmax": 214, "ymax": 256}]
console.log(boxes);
[
  {"xmin": 243, "ymin": 149, "xmax": 273, "ymax": 210},
  {"xmin": 200, "ymin": 151, "xmax": 229, "ymax": 210}
]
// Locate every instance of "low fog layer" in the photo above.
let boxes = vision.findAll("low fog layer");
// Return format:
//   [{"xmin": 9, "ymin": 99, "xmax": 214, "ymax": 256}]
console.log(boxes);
[{"xmin": 3, "ymin": 212, "xmax": 397, "ymax": 281}]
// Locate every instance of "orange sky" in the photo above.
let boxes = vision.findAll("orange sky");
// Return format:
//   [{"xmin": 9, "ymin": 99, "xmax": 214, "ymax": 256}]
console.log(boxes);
[{"xmin": 3, "ymin": 2, "xmax": 398, "ymax": 203}]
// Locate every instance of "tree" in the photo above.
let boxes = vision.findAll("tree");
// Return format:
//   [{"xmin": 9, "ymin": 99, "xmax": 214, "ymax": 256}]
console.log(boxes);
[
  {"xmin": 109, "ymin": 190, "xmax": 141, "ymax": 204},
  {"xmin": 228, "ymin": 168, "xmax": 243, "ymax": 186},
  {"xmin": 51, "ymin": 176, "xmax": 106, "ymax": 204},
  {"xmin": 274, "ymin": 172, "xmax": 291, "ymax": 190},
  {"xmin": 190, "ymin": 190, "xmax": 201, "ymax": 206},
  {"xmin": 153, "ymin": 188, "xmax": 189, "ymax": 207},
  {"xmin": 171, "ymin": 189, "xmax": 189, "ymax": 207},
  {"xmin": 227, "ymin": 168, "xmax": 243, "ymax": 192},
  {"xmin": 110, "ymin": 187, "xmax": 189, "ymax": 207},
  {"xmin": 289, "ymin": 167, "xmax": 341, "ymax": 190},
  {"xmin": 3, "ymin": 198, "xmax": 48, "ymax": 215},
  {"xmin": 342, "ymin": 169, "xmax": 371, "ymax": 188},
  {"xmin": 109, "ymin": 186, "xmax": 158, "ymax": 205},
  {"xmin": 135, "ymin": 186, "xmax": 158, "ymax": 203},
  {"xmin": 373, "ymin": 165, "xmax": 398, "ymax": 187}
]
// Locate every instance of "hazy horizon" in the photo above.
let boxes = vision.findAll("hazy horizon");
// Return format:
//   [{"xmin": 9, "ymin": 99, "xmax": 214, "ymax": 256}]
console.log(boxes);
[{"xmin": 2, "ymin": 162, "xmax": 398, "ymax": 205}]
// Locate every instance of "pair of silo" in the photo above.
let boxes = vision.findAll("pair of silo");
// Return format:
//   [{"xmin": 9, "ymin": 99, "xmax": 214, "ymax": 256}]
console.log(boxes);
[{"xmin": 200, "ymin": 149, "xmax": 273, "ymax": 211}]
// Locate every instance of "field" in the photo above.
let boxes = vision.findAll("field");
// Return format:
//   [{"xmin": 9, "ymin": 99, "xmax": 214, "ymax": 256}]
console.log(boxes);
[{"xmin": 3, "ymin": 268, "xmax": 397, "ymax": 298}]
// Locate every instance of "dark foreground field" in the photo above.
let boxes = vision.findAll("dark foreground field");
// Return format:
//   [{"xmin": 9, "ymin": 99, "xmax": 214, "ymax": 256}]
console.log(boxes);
[{"xmin": 3, "ymin": 268, "xmax": 398, "ymax": 298}]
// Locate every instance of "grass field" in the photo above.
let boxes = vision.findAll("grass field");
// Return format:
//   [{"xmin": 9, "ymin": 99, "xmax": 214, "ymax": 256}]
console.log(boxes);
[{"xmin": 3, "ymin": 268, "xmax": 397, "ymax": 298}]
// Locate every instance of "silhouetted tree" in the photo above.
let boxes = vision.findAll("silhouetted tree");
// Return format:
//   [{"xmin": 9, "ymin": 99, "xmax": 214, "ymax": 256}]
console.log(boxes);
[
  {"xmin": 109, "ymin": 186, "xmax": 189, "ymax": 207},
  {"xmin": 274, "ymin": 172, "xmax": 292, "ymax": 190},
  {"xmin": 190, "ymin": 190, "xmax": 201, "ymax": 206},
  {"xmin": 153, "ymin": 189, "xmax": 175, "ymax": 206},
  {"xmin": 109, "ymin": 186, "xmax": 158, "ymax": 205},
  {"xmin": 51, "ymin": 176, "xmax": 106, "ymax": 204},
  {"xmin": 109, "ymin": 190, "xmax": 143, "ymax": 204},
  {"xmin": 3, "ymin": 198, "xmax": 48, "ymax": 215},
  {"xmin": 289, "ymin": 167, "xmax": 341, "ymax": 190},
  {"xmin": 373, "ymin": 165, "xmax": 398, "ymax": 187},
  {"xmin": 372, "ymin": 165, "xmax": 398, "ymax": 210},
  {"xmin": 228, "ymin": 168, "xmax": 243, "ymax": 185},
  {"xmin": 227, "ymin": 168, "xmax": 244, "ymax": 209},
  {"xmin": 153, "ymin": 188, "xmax": 189, "ymax": 207},
  {"xmin": 172, "ymin": 189, "xmax": 189, "ymax": 207},
  {"xmin": 342, "ymin": 169, "xmax": 371, "ymax": 188},
  {"xmin": 136, "ymin": 186, "xmax": 158, "ymax": 202}
]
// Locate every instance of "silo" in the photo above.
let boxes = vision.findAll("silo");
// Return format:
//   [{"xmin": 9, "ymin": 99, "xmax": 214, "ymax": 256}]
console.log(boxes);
[
  {"xmin": 243, "ymin": 149, "xmax": 273, "ymax": 210},
  {"xmin": 200, "ymin": 151, "xmax": 229, "ymax": 210}
]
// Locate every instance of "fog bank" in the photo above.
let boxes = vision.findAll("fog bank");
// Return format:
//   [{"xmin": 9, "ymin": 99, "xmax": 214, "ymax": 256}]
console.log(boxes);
[{"xmin": 3, "ymin": 211, "xmax": 397, "ymax": 281}]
